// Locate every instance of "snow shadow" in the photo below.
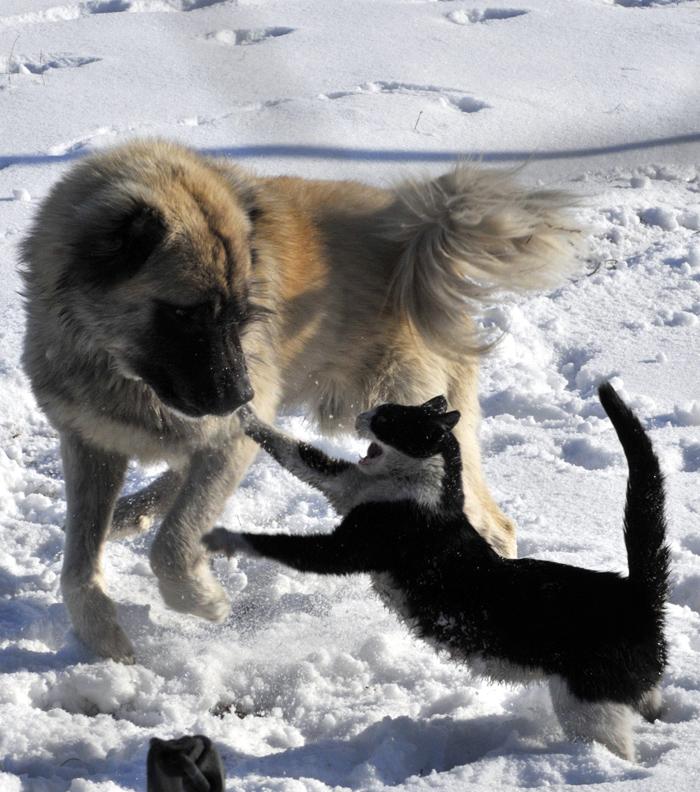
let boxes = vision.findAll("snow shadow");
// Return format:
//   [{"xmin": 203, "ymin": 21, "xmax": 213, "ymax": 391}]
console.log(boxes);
[
  {"xmin": 226, "ymin": 713, "xmax": 534, "ymax": 787},
  {"xmin": 1, "ymin": 133, "xmax": 699, "ymax": 169}
]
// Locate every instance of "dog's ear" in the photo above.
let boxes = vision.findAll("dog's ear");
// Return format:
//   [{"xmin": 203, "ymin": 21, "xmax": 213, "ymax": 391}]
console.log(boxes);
[
  {"xmin": 435, "ymin": 410, "xmax": 460, "ymax": 431},
  {"xmin": 71, "ymin": 202, "xmax": 167, "ymax": 287},
  {"xmin": 421, "ymin": 395, "xmax": 448, "ymax": 414}
]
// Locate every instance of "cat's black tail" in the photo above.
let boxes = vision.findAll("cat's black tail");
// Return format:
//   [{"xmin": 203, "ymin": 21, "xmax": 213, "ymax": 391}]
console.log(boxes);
[{"xmin": 598, "ymin": 383, "xmax": 670, "ymax": 613}]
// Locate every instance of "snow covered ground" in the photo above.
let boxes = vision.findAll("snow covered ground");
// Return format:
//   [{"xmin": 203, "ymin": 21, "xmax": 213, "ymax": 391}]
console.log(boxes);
[{"xmin": 1, "ymin": 1, "xmax": 699, "ymax": 790}]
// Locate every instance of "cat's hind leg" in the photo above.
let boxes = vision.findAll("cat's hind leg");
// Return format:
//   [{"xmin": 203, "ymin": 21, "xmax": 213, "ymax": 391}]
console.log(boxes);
[
  {"xmin": 549, "ymin": 677, "xmax": 635, "ymax": 760},
  {"xmin": 636, "ymin": 685, "xmax": 663, "ymax": 723}
]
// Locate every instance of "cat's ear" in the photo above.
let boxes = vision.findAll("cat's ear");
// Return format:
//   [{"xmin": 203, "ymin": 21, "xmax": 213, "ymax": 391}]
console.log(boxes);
[
  {"xmin": 421, "ymin": 395, "xmax": 448, "ymax": 414},
  {"xmin": 435, "ymin": 410, "xmax": 460, "ymax": 431}
]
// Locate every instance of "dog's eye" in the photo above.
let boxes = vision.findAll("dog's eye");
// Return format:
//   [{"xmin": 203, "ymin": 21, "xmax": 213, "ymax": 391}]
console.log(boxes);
[
  {"xmin": 170, "ymin": 306, "xmax": 196, "ymax": 322},
  {"xmin": 158, "ymin": 301, "xmax": 200, "ymax": 324}
]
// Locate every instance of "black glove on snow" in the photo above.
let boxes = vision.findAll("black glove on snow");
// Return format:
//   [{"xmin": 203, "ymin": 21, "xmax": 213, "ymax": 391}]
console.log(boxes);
[{"xmin": 147, "ymin": 734, "xmax": 225, "ymax": 792}]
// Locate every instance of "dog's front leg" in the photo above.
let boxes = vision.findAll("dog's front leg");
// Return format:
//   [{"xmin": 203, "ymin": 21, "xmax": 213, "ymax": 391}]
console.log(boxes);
[
  {"xmin": 149, "ymin": 434, "xmax": 259, "ymax": 621},
  {"xmin": 60, "ymin": 430, "xmax": 133, "ymax": 663}
]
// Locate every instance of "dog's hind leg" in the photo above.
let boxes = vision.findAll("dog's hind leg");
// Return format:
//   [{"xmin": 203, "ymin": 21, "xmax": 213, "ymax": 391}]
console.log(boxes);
[
  {"xmin": 60, "ymin": 430, "xmax": 134, "ymax": 663},
  {"xmin": 149, "ymin": 434, "xmax": 260, "ymax": 622},
  {"xmin": 448, "ymin": 363, "xmax": 517, "ymax": 558},
  {"xmin": 549, "ymin": 677, "xmax": 635, "ymax": 760},
  {"xmin": 110, "ymin": 469, "xmax": 186, "ymax": 540}
]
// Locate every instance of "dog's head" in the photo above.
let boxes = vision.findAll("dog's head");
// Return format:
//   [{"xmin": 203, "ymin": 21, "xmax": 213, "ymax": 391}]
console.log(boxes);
[
  {"xmin": 354, "ymin": 396, "xmax": 460, "ymax": 473},
  {"xmin": 52, "ymin": 141, "xmax": 267, "ymax": 418}
]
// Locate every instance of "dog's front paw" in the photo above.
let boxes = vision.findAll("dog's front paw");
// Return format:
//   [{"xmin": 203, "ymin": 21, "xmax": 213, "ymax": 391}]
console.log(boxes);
[
  {"xmin": 156, "ymin": 559, "xmax": 231, "ymax": 622},
  {"xmin": 63, "ymin": 582, "xmax": 136, "ymax": 664}
]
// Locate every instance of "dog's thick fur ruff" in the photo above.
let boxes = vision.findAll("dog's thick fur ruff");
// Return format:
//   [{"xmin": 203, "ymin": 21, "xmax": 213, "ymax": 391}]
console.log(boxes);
[
  {"xmin": 21, "ymin": 139, "xmax": 580, "ymax": 662},
  {"xmin": 205, "ymin": 385, "xmax": 669, "ymax": 760}
]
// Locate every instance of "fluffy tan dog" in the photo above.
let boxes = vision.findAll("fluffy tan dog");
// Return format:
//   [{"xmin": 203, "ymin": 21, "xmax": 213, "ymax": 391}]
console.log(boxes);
[{"xmin": 21, "ymin": 139, "xmax": 579, "ymax": 662}]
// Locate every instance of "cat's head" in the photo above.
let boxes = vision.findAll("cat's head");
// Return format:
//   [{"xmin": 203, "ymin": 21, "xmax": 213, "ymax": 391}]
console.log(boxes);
[{"xmin": 355, "ymin": 396, "xmax": 460, "ymax": 472}]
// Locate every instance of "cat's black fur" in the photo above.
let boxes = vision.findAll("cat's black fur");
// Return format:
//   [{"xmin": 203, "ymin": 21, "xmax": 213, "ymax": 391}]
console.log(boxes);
[{"xmin": 204, "ymin": 384, "xmax": 669, "ymax": 759}]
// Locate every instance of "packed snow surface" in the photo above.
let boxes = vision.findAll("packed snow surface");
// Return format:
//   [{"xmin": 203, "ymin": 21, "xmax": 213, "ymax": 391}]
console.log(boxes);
[{"xmin": 1, "ymin": 1, "xmax": 699, "ymax": 790}]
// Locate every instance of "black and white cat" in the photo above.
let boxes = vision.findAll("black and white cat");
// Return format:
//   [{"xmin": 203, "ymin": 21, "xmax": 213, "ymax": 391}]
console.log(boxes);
[{"xmin": 203, "ymin": 384, "xmax": 669, "ymax": 760}]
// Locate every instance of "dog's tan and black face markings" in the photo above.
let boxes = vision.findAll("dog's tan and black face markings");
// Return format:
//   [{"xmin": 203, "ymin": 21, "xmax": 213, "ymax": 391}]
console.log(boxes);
[
  {"xmin": 69, "ymin": 202, "xmax": 169, "ymax": 288},
  {"xmin": 68, "ymin": 181, "xmax": 261, "ymax": 418},
  {"xmin": 139, "ymin": 207, "xmax": 258, "ymax": 418},
  {"xmin": 134, "ymin": 293, "xmax": 254, "ymax": 418}
]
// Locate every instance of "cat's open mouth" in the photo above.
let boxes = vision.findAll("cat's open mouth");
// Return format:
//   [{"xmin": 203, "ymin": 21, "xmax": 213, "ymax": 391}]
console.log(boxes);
[{"xmin": 359, "ymin": 441, "xmax": 383, "ymax": 465}]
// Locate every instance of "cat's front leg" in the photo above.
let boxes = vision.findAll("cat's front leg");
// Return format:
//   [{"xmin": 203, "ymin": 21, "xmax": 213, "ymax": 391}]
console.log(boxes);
[
  {"xmin": 202, "ymin": 526, "xmax": 256, "ymax": 557},
  {"xmin": 239, "ymin": 406, "xmax": 359, "ymax": 510},
  {"xmin": 203, "ymin": 526, "xmax": 376, "ymax": 575}
]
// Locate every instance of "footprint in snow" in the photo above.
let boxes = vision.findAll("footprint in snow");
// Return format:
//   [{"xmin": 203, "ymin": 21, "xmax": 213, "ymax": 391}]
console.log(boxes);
[
  {"xmin": 84, "ymin": 0, "xmax": 131, "ymax": 12},
  {"xmin": 47, "ymin": 126, "xmax": 116, "ymax": 157},
  {"xmin": 85, "ymin": 0, "xmax": 230, "ymax": 12},
  {"xmin": 446, "ymin": 8, "xmax": 529, "ymax": 25},
  {"xmin": 2, "ymin": 53, "xmax": 100, "ymax": 76},
  {"xmin": 0, "ymin": 0, "xmax": 231, "ymax": 30},
  {"xmin": 613, "ymin": 1, "xmax": 694, "ymax": 7},
  {"xmin": 321, "ymin": 81, "xmax": 489, "ymax": 115},
  {"xmin": 203, "ymin": 28, "xmax": 295, "ymax": 47}
]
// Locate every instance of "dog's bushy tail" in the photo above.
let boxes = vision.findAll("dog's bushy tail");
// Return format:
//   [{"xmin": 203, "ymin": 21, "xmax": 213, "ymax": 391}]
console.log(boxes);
[
  {"xmin": 598, "ymin": 383, "xmax": 669, "ymax": 614},
  {"xmin": 384, "ymin": 165, "xmax": 582, "ymax": 351}
]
